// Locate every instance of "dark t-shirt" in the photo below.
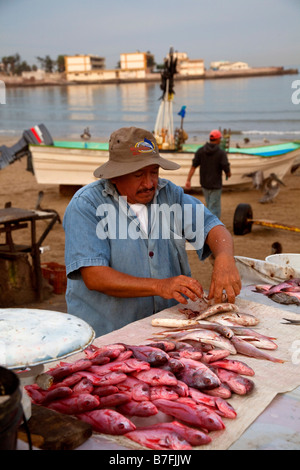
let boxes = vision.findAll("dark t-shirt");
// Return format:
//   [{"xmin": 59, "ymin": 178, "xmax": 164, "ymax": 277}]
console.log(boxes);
[{"xmin": 192, "ymin": 142, "xmax": 230, "ymax": 189}]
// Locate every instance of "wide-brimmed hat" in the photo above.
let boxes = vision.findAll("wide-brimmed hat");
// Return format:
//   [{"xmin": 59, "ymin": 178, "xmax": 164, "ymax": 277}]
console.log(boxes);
[{"xmin": 93, "ymin": 127, "xmax": 180, "ymax": 179}]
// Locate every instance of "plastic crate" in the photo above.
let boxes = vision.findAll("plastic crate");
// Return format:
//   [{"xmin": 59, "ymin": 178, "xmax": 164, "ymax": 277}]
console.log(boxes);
[{"xmin": 41, "ymin": 262, "xmax": 67, "ymax": 294}]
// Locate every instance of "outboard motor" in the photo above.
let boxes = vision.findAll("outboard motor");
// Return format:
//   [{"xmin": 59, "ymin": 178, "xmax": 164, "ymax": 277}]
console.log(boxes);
[{"xmin": 0, "ymin": 124, "xmax": 54, "ymax": 172}]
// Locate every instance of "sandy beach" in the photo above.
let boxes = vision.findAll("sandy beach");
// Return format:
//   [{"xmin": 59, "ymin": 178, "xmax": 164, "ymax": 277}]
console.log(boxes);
[{"xmin": 0, "ymin": 135, "xmax": 299, "ymax": 312}]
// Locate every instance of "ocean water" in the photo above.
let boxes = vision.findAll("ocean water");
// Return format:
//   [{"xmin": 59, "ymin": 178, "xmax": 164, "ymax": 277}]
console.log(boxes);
[{"xmin": 0, "ymin": 70, "xmax": 299, "ymax": 145}]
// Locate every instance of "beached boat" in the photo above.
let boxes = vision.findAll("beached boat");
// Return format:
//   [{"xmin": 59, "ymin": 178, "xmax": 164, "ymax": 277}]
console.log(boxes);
[{"xmin": 30, "ymin": 139, "xmax": 300, "ymax": 188}]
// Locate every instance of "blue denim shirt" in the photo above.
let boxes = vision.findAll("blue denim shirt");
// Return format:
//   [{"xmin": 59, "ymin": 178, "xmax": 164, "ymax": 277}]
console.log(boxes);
[{"xmin": 63, "ymin": 178, "xmax": 222, "ymax": 337}]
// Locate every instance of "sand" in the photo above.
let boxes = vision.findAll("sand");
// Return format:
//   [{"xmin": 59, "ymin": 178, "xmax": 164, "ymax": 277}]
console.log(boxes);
[{"xmin": 0, "ymin": 135, "xmax": 299, "ymax": 311}]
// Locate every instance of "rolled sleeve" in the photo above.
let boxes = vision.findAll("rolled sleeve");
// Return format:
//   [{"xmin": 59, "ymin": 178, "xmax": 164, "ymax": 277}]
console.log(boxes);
[{"xmin": 63, "ymin": 194, "xmax": 110, "ymax": 279}]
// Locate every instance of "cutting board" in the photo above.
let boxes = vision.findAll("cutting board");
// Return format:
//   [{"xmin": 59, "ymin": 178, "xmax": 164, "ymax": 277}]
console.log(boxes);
[{"xmin": 18, "ymin": 404, "xmax": 92, "ymax": 450}]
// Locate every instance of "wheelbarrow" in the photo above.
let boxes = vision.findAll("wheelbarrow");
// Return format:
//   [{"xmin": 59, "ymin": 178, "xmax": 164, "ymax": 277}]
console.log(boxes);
[{"xmin": 233, "ymin": 203, "xmax": 300, "ymax": 235}]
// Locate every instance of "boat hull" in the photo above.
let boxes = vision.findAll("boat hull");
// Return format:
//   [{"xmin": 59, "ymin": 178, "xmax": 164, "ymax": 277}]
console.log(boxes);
[{"xmin": 30, "ymin": 144, "xmax": 300, "ymax": 188}]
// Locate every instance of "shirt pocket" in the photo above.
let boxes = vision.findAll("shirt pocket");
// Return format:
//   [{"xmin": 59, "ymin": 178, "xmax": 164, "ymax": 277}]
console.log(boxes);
[{"xmin": 170, "ymin": 231, "xmax": 191, "ymax": 277}]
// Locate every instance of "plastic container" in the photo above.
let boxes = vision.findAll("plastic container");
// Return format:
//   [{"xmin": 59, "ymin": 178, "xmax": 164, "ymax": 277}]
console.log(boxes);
[
  {"xmin": 265, "ymin": 253, "xmax": 300, "ymax": 270},
  {"xmin": 0, "ymin": 367, "xmax": 23, "ymax": 450},
  {"xmin": 41, "ymin": 262, "xmax": 67, "ymax": 294}
]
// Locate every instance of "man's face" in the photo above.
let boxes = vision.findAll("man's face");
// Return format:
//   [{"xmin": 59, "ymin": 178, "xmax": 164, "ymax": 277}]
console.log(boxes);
[{"xmin": 111, "ymin": 165, "xmax": 159, "ymax": 204}]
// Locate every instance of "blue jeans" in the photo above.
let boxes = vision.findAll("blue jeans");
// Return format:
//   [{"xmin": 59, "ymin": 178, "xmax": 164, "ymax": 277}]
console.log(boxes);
[{"xmin": 202, "ymin": 188, "xmax": 222, "ymax": 219}]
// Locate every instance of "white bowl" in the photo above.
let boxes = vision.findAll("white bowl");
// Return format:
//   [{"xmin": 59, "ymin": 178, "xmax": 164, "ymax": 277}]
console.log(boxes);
[{"xmin": 265, "ymin": 253, "xmax": 300, "ymax": 270}]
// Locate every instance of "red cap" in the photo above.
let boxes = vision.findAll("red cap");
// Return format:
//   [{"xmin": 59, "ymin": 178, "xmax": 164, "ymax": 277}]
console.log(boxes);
[{"xmin": 209, "ymin": 129, "xmax": 222, "ymax": 141}]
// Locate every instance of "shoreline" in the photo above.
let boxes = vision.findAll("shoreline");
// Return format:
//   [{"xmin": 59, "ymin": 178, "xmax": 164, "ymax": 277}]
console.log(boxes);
[
  {"xmin": 0, "ymin": 133, "xmax": 295, "ymax": 150},
  {"xmin": 1, "ymin": 66, "xmax": 298, "ymax": 88}
]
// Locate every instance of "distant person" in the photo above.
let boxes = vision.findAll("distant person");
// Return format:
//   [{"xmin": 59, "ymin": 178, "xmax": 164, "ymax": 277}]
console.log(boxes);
[{"xmin": 185, "ymin": 129, "xmax": 231, "ymax": 219}]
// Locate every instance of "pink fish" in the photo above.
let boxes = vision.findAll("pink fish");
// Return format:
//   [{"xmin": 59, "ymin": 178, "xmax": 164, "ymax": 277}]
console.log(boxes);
[
  {"xmin": 216, "ymin": 368, "xmax": 254, "ymax": 395},
  {"xmin": 117, "ymin": 400, "xmax": 158, "ymax": 417},
  {"xmin": 93, "ymin": 385, "xmax": 119, "ymax": 397},
  {"xmin": 177, "ymin": 357, "xmax": 220, "ymax": 390},
  {"xmin": 123, "ymin": 344, "xmax": 170, "ymax": 366},
  {"xmin": 172, "ymin": 380, "xmax": 189, "ymax": 397},
  {"xmin": 39, "ymin": 386, "xmax": 73, "ymax": 405},
  {"xmin": 133, "ymin": 368, "xmax": 178, "ymax": 386},
  {"xmin": 116, "ymin": 376, "xmax": 150, "ymax": 400},
  {"xmin": 210, "ymin": 359, "xmax": 255, "ymax": 376},
  {"xmin": 88, "ymin": 358, "xmax": 149, "ymax": 376},
  {"xmin": 257, "ymin": 278, "xmax": 300, "ymax": 296},
  {"xmin": 231, "ymin": 336, "xmax": 284, "ymax": 363},
  {"xmin": 169, "ymin": 349, "xmax": 203, "ymax": 361},
  {"xmin": 153, "ymin": 398, "xmax": 225, "ymax": 431},
  {"xmin": 47, "ymin": 359, "xmax": 93, "ymax": 381},
  {"xmin": 98, "ymin": 392, "xmax": 130, "ymax": 408},
  {"xmin": 214, "ymin": 397, "xmax": 237, "ymax": 419},
  {"xmin": 77, "ymin": 371, "xmax": 127, "ymax": 386},
  {"xmin": 125, "ymin": 427, "xmax": 192, "ymax": 450},
  {"xmin": 188, "ymin": 388, "xmax": 237, "ymax": 419},
  {"xmin": 114, "ymin": 350, "xmax": 133, "ymax": 361},
  {"xmin": 149, "ymin": 386, "xmax": 179, "ymax": 401},
  {"xmin": 162, "ymin": 357, "xmax": 185, "ymax": 374},
  {"xmin": 134, "ymin": 421, "xmax": 212, "ymax": 446},
  {"xmin": 84, "ymin": 343, "xmax": 125, "ymax": 360},
  {"xmin": 47, "ymin": 393, "xmax": 99, "ymax": 414},
  {"xmin": 205, "ymin": 384, "xmax": 232, "ymax": 399},
  {"xmin": 132, "ymin": 383, "xmax": 151, "ymax": 401},
  {"xmin": 147, "ymin": 341, "xmax": 177, "ymax": 352},
  {"xmin": 201, "ymin": 349, "xmax": 231, "ymax": 364},
  {"xmin": 77, "ymin": 409, "xmax": 135, "ymax": 435},
  {"xmin": 24, "ymin": 384, "xmax": 46, "ymax": 404},
  {"xmin": 50, "ymin": 373, "xmax": 82, "ymax": 388},
  {"xmin": 72, "ymin": 378, "xmax": 94, "ymax": 395}
]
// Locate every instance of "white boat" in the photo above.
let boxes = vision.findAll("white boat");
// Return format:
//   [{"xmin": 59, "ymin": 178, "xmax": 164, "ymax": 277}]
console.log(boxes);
[{"xmin": 30, "ymin": 140, "xmax": 300, "ymax": 189}]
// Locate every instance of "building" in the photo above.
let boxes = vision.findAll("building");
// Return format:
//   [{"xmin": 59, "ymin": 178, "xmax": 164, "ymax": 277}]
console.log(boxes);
[
  {"xmin": 64, "ymin": 52, "xmax": 155, "ymax": 82},
  {"xmin": 64, "ymin": 54, "xmax": 112, "ymax": 82},
  {"xmin": 65, "ymin": 55, "xmax": 105, "ymax": 73},
  {"xmin": 210, "ymin": 61, "xmax": 249, "ymax": 71},
  {"xmin": 165, "ymin": 51, "xmax": 205, "ymax": 76},
  {"xmin": 21, "ymin": 69, "xmax": 45, "ymax": 81},
  {"xmin": 120, "ymin": 52, "xmax": 154, "ymax": 72}
]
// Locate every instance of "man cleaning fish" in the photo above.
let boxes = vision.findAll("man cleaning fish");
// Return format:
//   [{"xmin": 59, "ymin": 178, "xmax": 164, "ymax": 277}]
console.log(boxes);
[{"xmin": 63, "ymin": 127, "xmax": 241, "ymax": 336}]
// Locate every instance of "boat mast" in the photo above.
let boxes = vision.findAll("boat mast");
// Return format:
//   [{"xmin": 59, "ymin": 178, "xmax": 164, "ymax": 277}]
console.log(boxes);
[{"xmin": 154, "ymin": 47, "xmax": 177, "ymax": 150}]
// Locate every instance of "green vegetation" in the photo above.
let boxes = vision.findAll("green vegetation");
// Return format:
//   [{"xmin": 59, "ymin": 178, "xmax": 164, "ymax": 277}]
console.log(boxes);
[{"xmin": 0, "ymin": 53, "xmax": 66, "ymax": 75}]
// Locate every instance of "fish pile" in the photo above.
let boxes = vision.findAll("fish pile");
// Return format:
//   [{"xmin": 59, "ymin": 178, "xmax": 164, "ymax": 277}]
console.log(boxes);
[
  {"xmin": 152, "ymin": 301, "xmax": 284, "ymax": 364},
  {"xmin": 254, "ymin": 278, "xmax": 300, "ymax": 306},
  {"xmin": 25, "ymin": 340, "xmax": 257, "ymax": 450},
  {"xmin": 24, "ymin": 301, "xmax": 284, "ymax": 450}
]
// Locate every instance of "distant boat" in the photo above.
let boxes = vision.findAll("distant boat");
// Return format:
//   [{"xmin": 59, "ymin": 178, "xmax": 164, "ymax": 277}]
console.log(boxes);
[{"xmin": 30, "ymin": 139, "xmax": 300, "ymax": 188}]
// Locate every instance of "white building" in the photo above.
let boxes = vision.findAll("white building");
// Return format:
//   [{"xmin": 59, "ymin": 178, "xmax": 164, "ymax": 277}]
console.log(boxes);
[
  {"xmin": 65, "ymin": 55, "xmax": 112, "ymax": 82},
  {"xmin": 64, "ymin": 52, "xmax": 155, "ymax": 82},
  {"xmin": 210, "ymin": 61, "xmax": 249, "ymax": 71},
  {"xmin": 165, "ymin": 51, "xmax": 204, "ymax": 76},
  {"xmin": 21, "ymin": 69, "xmax": 45, "ymax": 80},
  {"xmin": 65, "ymin": 55, "xmax": 105, "ymax": 73}
]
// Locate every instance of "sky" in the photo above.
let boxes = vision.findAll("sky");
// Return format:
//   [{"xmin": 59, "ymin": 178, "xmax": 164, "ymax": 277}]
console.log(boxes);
[{"xmin": 0, "ymin": 0, "xmax": 299, "ymax": 69}]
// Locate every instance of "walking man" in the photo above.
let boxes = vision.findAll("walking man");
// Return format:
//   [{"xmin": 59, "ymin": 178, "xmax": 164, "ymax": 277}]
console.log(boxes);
[{"xmin": 185, "ymin": 129, "xmax": 231, "ymax": 219}]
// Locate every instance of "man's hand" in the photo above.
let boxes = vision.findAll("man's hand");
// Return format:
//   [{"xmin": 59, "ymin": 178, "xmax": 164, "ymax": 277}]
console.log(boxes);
[
  {"xmin": 205, "ymin": 225, "xmax": 241, "ymax": 304},
  {"xmin": 185, "ymin": 180, "xmax": 192, "ymax": 190},
  {"xmin": 81, "ymin": 266, "xmax": 203, "ymax": 305},
  {"xmin": 156, "ymin": 275, "xmax": 204, "ymax": 304},
  {"xmin": 208, "ymin": 252, "xmax": 241, "ymax": 303}
]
